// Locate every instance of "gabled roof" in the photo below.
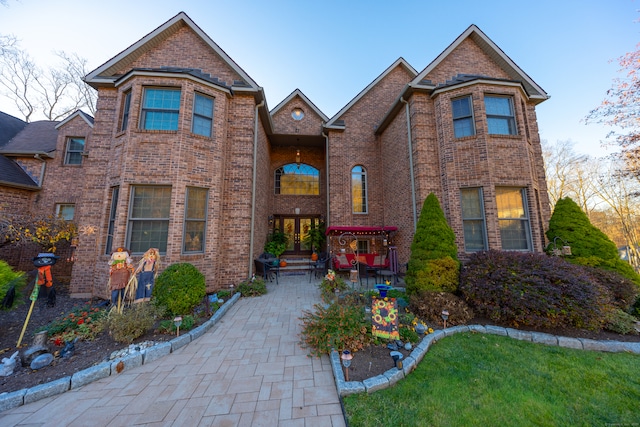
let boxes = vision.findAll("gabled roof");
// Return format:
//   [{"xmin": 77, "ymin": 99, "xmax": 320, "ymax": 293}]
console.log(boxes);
[
  {"xmin": 271, "ymin": 89, "xmax": 329, "ymax": 122},
  {"xmin": 84, "ymin": 12, "xmax": 260, "ymax": 92},
  {"xmin": 0, "ymin": 111, "xmax": 27, "ymax": 148},
  {"xmin": 0, "ymin": 155, "xmax": 39, "ymax": 190},
  {"xmin": 0, "ymin": 121, "xmax": 58, "ymax": 156},
  {"xmin": 55, "ymin": 110, "xmax": 94, "ymax": 130},
  {"xmin": 325, "ymin": 58, "xmax": 418, "ymax": 129},
  {"xmin": 411, "ymin": 24, "xmax": 548, "ymax": 103}
]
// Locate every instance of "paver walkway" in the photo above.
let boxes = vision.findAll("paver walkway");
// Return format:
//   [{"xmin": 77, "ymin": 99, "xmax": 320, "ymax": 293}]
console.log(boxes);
[{"xmin": 0, "ymin": 274, "xmax": 345, "ymax": 426}]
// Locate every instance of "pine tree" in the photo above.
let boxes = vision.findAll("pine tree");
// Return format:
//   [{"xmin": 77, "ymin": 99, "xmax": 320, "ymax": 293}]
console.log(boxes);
[
  {"xmin": 547, "ymin": 197, "xmax": 640, "ymax": 284},
  {"xmin": 405, "ymin": 193, "xmax": 460, "ymax": 294}
]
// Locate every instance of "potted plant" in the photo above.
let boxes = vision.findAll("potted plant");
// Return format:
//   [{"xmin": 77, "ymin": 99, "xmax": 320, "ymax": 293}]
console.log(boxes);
[
  {"xmin": 264, "ymin": 229, "xmax": 287, "ymax": 259},
  {"xmin": 303, "ymin": 222, "xmax": 326, "ymax": 259}
]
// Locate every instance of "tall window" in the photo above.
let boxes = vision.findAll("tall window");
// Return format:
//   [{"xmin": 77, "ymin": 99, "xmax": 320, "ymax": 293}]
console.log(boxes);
[
  {"xmin": 496, "ymin": 187, "xmax": 531, "ymax": 251},
  {"xmin": 352, "ymin": 166, "xmax": 368, "ymax": 214},
  {"xmin": 192, "ymin": 93, "xmax": 214, "ymax": 137},
  {"xmin": 485, "ymin": 96, "xmax": 516, "ymax": 135},
  {"xmin": 120, "ymin": 90, "xmax": 131, "ymax": 131},
  {"xmin": 452, "ymin": 96, "xmax": 474, "ymax": 138},
  {"xmin": 275, "ymin": 164, "xmax": 320, "ymax": 195},
  {"xmin": 55, "ymin": 203, "xmax": 75, "ymax": 221},
  {"xmin": 127, "ymin": 186, "xmax": 171, "ymax": 253},
  {"xmin": 141, "ymin": 88, "xmax": 181, "ymax": 131},
  {"xmin": 183, "ymin": 187, "xmax": 208, "ymax": 253},
  {"xmin": 460, "ymin": 188, "xmax": 487, "ymax": 251},
  {"xmin": 64, "ymin": 137, "xmax": 85, "ymax": 165},
  {"xmin": 105, "ymin": 186, "xmax": 119, "ymax": 255}
]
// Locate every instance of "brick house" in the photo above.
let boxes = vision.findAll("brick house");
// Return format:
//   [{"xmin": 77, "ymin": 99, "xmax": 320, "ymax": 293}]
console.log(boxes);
[{"xmin": 0, "ymin": 12, "xmax": 550, "ymax": 298}]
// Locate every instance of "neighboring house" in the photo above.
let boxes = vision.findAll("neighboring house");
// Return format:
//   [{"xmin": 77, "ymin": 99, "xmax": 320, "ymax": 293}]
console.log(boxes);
[
  {"xmin": 0, "ymin": 110, "xmax": 94, "ymax": 277},
  {"xmin": 0, "ymin": 12, "xmax": 550, "ymax": 298}
]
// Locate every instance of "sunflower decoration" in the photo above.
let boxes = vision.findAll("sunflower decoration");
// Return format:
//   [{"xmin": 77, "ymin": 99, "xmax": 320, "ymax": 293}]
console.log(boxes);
[{"xmin": 371, "ymin": 295, "xmax": 399, "ymax": 340}]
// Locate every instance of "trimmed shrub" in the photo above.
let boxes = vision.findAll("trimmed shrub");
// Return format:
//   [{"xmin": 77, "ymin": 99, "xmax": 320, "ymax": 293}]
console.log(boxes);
[
  {"xmin": 585, "ymin": 266, "xmax": 639, "ymax": 311},
  {"xmin": 410, "ymin": 257, "xmax": 460, "ymax": 294},
  {"xmin": 0, "ymin": 260, "xmax": 26, "ymax": 309},
  {"xmin": 406, "ymin": 193, "xmax": 460, "ymax": 295},
  {"xmin": 408, "ymin": 291, "xmax": 474, "ymax": 327},
  {"xmin": 547, "ymin": 197, "xmax": 640, "ymax": 284},
  {"xmin": 153, "ymin": 263, "xmax": 206, "ymax": 316},
  {"xmin": 460, "ymin": 251, "xmax": 611, "ymax": 330}
]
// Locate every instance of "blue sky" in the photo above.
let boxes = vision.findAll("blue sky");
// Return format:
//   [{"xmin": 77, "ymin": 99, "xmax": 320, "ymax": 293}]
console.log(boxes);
[{"xmin": 0, "ymin": 0, "xmax": 638, "ymax": 157}]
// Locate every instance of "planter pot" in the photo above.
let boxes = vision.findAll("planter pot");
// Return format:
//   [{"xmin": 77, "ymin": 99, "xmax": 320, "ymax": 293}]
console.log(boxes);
[{"xmin": 375, "ymin": 284, "xmax": 392, "ymax": 298}]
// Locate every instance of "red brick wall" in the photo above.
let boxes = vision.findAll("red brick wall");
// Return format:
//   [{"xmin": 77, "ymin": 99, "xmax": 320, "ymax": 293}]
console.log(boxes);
[{"xmin": 327, "ymin": 65, "xmax": 415, "ymax": 230}]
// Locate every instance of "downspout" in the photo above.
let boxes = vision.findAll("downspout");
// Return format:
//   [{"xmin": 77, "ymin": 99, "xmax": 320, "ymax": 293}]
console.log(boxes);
[
  {"xmin": 249, "ymin": 101, "xmax": 264, "ymax": 277},
  {"xmin": 400, "ymin": 97, "xmax": 418, "ymax": 232},
  {"xmin": 322, "ymin": 130, "xmax": 330, "ymax": 232}
]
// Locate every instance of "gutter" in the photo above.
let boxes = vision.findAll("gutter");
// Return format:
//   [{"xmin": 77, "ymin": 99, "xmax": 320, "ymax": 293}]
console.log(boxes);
[
  {"xmin": 249, "ymin": 100, "xmax": 265, "ymax": 277},
  {"xmin": 400, "ymin": 97, "xmax": 418, "ymax": 232}
]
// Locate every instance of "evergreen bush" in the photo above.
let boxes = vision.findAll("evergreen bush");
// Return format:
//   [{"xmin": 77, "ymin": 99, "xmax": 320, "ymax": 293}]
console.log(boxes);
[
  {"xmin": 406, "ymin": 193, "xmax": 460, "ymax": 295},
  {"xmin": 547, "ymin": 197, "xmax": 640, "ymax": 284},
  {"xmin": 0, "ymin": 260, "xmax": 26, "ymax": 309},
  {"xmin": 153, "ymin": 263, "xmax": 206, "ymax": 316}
]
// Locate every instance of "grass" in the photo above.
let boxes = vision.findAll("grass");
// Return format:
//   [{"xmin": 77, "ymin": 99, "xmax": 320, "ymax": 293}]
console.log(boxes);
[{"xmin": 343, "ymin": 332, "xmax": 640, "ymax": 426}]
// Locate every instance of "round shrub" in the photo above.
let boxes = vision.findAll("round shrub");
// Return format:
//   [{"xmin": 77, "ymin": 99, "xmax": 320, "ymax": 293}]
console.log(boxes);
[
  {"xmin": 0, "ymin": 260, "xmax": 26, "ymax": 309},
  {"xmin": 153, "ymin": 263, "xmax": 206, "ymax": 315},
  {"xmin": 406, "ymin": 256, "xmax": 460, "ymax": 295},
  {"xmin": 459, "ymin": 250, "xmax": 611, "ymax": 330}
]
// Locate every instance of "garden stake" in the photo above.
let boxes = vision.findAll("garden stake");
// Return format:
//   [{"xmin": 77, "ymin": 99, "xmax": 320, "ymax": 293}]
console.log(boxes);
[{"xmin": 17, "ymin": 278, "xmax": 39, "ymax": 347}]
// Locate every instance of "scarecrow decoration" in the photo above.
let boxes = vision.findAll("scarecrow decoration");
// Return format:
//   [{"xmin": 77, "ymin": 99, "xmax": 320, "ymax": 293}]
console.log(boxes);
[
  {"xmin": 131, "ymin": 248, "xmax": 161, "ymax": 303},
  {"xmin": 108, "ymin": 247, "xmax": 134, "ymax": 312},
  {"xmin": 16, "ymin": 253, "xmax": 59, "ymax": 347},
  {"xmin": 34, "ymin": 253, "xmax": 59, "ymax": 307}
]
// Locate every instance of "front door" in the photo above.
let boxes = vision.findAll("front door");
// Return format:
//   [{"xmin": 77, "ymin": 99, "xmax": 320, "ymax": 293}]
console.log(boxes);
[{"xmin": 275, "ymin": 216, "xmax": 318, "ymax": 255}]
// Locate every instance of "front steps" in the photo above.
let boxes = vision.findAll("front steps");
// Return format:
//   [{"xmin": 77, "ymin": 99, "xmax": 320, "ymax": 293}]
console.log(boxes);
[{"xmin": 278, "ymin": 257, "xmax": 314, "ymax": 275}]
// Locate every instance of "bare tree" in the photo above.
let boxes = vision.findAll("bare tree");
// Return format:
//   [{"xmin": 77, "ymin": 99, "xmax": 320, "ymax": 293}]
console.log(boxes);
[
  {"xmin": 57, "ymin": 51, "xmax": 97, "ymax": 116},
  {"xmin": 0, "ymin": 42, "xmax": 96, "ymax": 121},
  {"xmin": 542, "ymin": 139, "xmax": 596, "ymax": 212},
  {"xmin": 591, "ymin": 158, "xmax": 640, "ymax": 272},
  {"xmin": 0, "ymin": 47, "xmax": 39, "ymax": 121}
]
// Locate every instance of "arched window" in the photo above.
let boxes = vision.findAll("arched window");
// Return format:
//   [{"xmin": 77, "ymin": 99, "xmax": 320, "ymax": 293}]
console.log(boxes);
[
  {"xmin": 275, "ymin": 163, "xmax": 320, "ymax": 195},
  {"xmin": 351, "ymin": 166, "xmax": 368, "ymax": 213}
]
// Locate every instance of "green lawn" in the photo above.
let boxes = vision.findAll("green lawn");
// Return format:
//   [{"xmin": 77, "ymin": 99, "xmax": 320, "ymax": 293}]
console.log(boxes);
[{"xmin": 343, "ymin": 332, "xmax": 640, "ymax": 426}]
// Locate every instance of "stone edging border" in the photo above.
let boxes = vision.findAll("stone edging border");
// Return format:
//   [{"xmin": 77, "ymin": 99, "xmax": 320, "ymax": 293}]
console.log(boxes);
[
  {"xmin": 331, "ymin": 324, "xmax": 640, "ymax": 397},
  {"xmin": 0, "ymin": 292, "xmax": 241, "ymax": 413}
]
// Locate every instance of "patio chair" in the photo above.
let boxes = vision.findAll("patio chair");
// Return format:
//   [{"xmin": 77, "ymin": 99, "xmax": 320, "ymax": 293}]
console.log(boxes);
[
  {"xmin": 309, "ymin": 253, "xmax": 330, "ymax": 282},
  {"xmin": 256, "ymin": 253, "xmax": 280, "ymax": 284}
]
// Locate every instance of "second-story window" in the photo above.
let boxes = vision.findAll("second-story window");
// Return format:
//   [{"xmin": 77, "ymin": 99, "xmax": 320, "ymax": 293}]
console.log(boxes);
[
  {"xmin": 64, "ymin": 137, "xmax": 85, "ymax": 165},
  {"xmin": 120, "ymin": 90, "xmax": 131, "ymax": 131},
  {"xmin": 485, "ymin": 96, "xmax": 516, "ymax": 135},
  {"xmin": 452, "ymin": 96, "xmax": 475, "ymax": 138},
  {"xmin": 192, "ymin": 93, "xmax": 214, "ymax": 137},
  {"xmin": 141, "ymin": 88, "xmax": 181, "ymax": 131}
]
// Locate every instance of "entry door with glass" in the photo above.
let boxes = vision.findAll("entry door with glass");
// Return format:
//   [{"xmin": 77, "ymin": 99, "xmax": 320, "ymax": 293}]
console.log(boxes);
[{"xmin": 275, "ymin": 216, "xmax": 319, "ymax": 255}]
